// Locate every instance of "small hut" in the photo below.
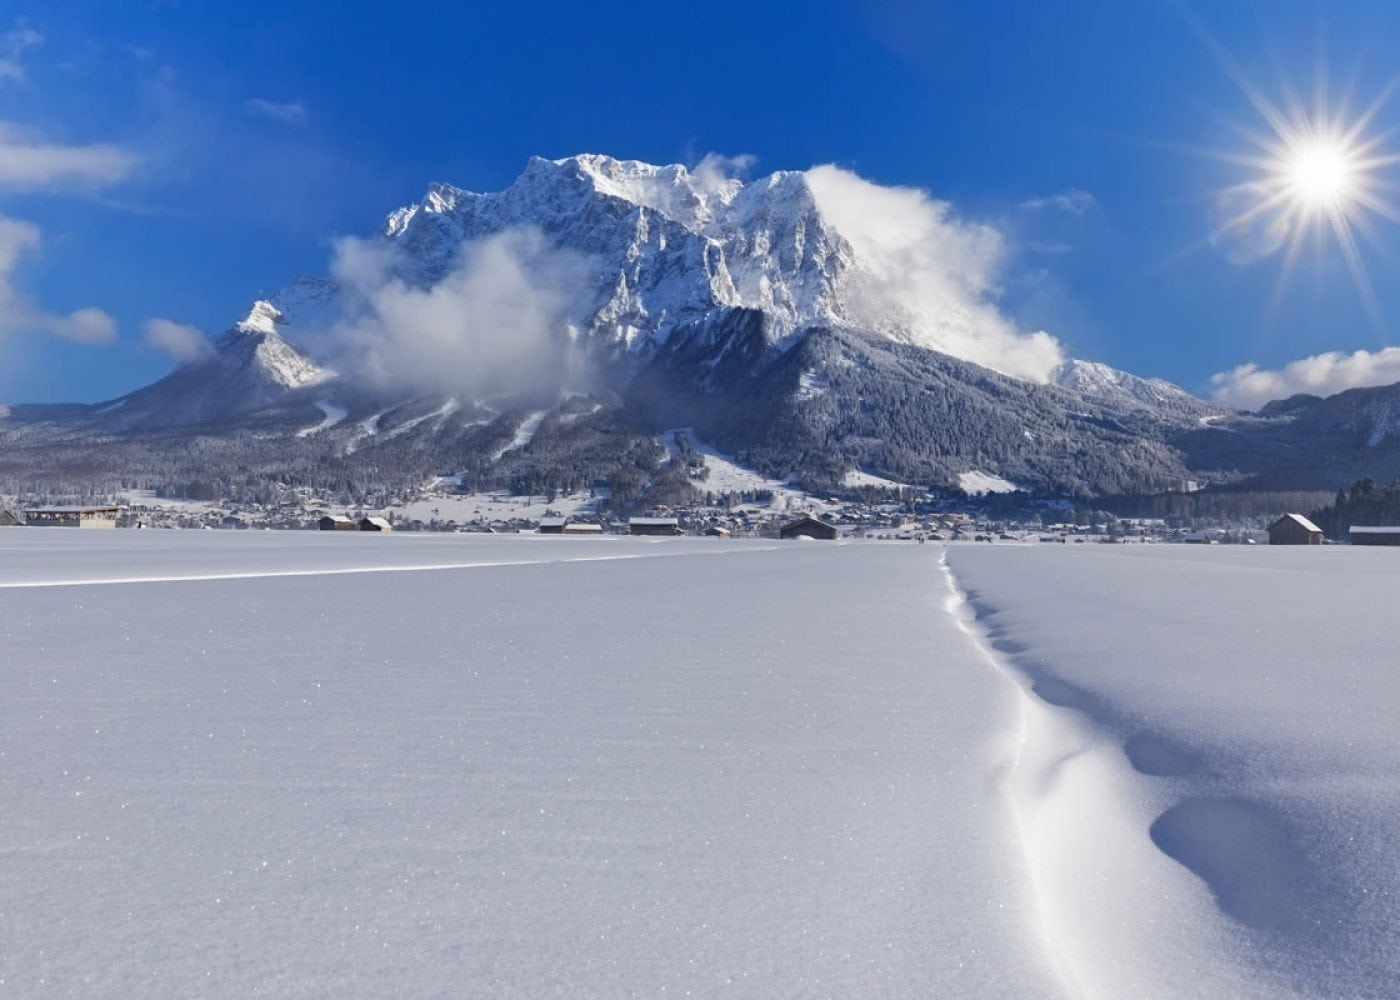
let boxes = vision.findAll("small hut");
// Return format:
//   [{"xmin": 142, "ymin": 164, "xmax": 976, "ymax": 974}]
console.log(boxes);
[
  {"xmin": 780, "ymin": 515, "xmax": 838, "ymax": 540},
  {"xmin": 0, "ymin": 509, "xmax": 21, "ymax": 527},
  {"xmin": 359, "ymin": 516, "xmax": 393, "ymax": 532},
  {"xmin": 1350, "ymin": 526, "xmax": 1400, "ymax": 546},
  {"xmin": 538, "ymin": 517, "xmax": 568, "ymax": 534},
  {"xmin": 1267, "ymin": 513, "xmax": 1323, "ymax": 545},
  {"xmin": 318, "ymin": 515, "xmax": 357, "ymax": 531},
  {"xmin": 562, "ymin": 522, "xmax": 604, "ymax": 535},
  {"xmin": 629, "ymin": 517, "xmax": 681, "ymax": 536}
]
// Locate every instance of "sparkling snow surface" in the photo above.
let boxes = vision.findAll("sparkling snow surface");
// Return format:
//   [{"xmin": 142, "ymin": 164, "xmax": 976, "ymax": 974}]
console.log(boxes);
[
  {"xmin": 4, "ymin": 534, "xmax": 1398, "ymax": 998},
  {"xmin": 0, "ymin": 533, "xmax": 1046, "ymax": 998}
]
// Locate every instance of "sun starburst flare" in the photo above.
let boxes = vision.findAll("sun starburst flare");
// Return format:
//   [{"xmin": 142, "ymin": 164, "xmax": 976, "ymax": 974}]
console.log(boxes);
[{"xmin": 1199, "ymin": 47, "xmax": 1400, "ymax": 326}]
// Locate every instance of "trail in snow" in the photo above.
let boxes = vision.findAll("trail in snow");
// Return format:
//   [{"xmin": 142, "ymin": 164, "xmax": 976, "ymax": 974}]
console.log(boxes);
[
  {"xmin": 946, "ymin": 545, "xmax": 1400, "ymax": 998},
  {"xmin": 937, "ymin": 550, "xmax": 1312, "ymax": 1000},
  {"xmin": 938, "ymin": 552, "xmax": 1087, "ymax": 1000}
]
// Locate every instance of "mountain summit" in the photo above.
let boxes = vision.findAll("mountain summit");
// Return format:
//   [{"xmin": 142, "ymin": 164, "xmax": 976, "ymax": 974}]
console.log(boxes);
[
  {"xmin": 6, "ymin": 154, "xmax": 1388, "ymax": 499},
  {"xmin": 357, "ymin": 154, "xmax": 1063, "ymax": 381}
]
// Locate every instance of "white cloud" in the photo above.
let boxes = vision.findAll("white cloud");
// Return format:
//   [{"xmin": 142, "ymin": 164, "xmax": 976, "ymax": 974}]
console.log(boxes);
[
  {"xmin": 0, "ymin": 215, "xmax": 118, "ymax": 345},
  {"xmin": 46, "ymin": 307, "xmax": 117, "ymax": 344},
  {"xmin": 144, "ymin": 317, "xmax": 212, "ymax": 361},
  {"xmin": 692, "ymin": 151, "xmax": 756, "ymax": 190},
  {"xmin": 1212, "ymin": 348, "xmax": 1400, "ymax": 409},
  {"xmin": 0, "ymin": 22, "xmax": 42, "ymax": 84},
  {"xmin": 0, "ymin": 215, "xmax": 38, "ymax": 273},
  {"xmin": 1022, "ymin": 188, "xmax": 1097, "ymax": 215},
  {"xmin": 804, "ymin": 164, "xmax": 1065, "ymax": 382},
  {"xmin": 0, "ymin": 123, "xmax": 140, "ymax": 191},
  {"xmin": 316, "ymin": 226, "xmax": 587, "ymax": 398},
  {"xmin": 243, "ymin": 98, "xmax": 307, "ymax": 126}
]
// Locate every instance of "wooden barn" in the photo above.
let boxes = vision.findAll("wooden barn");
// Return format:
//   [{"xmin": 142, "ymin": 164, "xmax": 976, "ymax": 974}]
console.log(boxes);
[
  {"xmin": 318, "ymin": 515, "xmax": 357, "ymax": 531},
  {"xmin": 629, "ymin": 517, "xmax": 681, "ymax": 536},
  {"xmin": 24, "ymin": 506, "xmax": 120, "ymax": 528},
  {"xmin": 538, "ymin": 517, "xmax": 568, "ymax": 534},
  {"xmin": 1268, "ymin": 513, "xmax": 1324, "ymax": 545},
  {"xmin": 562, "ymin": 522, "xmax": 604, "ymax": 535},
  {"xmin": 359, "ymin": 516, "xmax": 393, "ymax": 532},
  {"xmin": 1350, "ymin": 526, "xmax": 1400, "ymax": 546},
  {"xmin": 780, "ymin": 515, "xmax": 838, "ymax": 540}
]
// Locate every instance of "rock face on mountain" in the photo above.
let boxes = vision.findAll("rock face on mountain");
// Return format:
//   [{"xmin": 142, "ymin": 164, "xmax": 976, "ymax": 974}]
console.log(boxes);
[{"xmin": 5, "ymin": 153, "xmax": 1392, "ymax": 500}]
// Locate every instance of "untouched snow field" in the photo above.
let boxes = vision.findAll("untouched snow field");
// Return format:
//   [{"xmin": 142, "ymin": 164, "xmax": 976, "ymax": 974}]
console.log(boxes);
[
  {"xmin": 3, "ymin": 533, "xmax": 1398, "ymax": 998},
  {"xmin": 0, "ymin": 533, "xmax": 1046, "ymax": 998}
]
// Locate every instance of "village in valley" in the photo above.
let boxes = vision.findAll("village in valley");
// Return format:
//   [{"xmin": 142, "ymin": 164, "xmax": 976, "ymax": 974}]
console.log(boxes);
[{"xmin": 5, "ymin": 481, "xmax": 1398, "ymax": 546}]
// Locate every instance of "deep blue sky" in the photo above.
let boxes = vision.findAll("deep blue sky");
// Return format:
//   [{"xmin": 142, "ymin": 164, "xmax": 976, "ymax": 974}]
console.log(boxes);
[{"xmin": 5, "ymin": 0, "xmax": 1400, "ymax": 403}]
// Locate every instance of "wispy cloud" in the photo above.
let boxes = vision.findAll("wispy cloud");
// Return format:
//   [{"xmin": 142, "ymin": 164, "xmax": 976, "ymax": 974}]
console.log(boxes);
[
  {"xmin": 1212, "ymin": 348, "xmax": 1400, "ymax": 409},
  {"xmin": 692, "ymin": 151, "xmax": 756, "ymax": 189},
  {"xmin": 0, "ymin": 21, "xmax": 43, "ymax": 84},
  {"xmin": 143, "ymin": 317, "xmax": 211, "ymax": 361},
  {"xmin": 804, "ymin": 165, "xmax": 1065, "ymax": 382},
  {"xmin": 311, "ymin": 227, "xmax": 586, "ymax": 398},
  {"xmin": 0, "ymin": 123, "xmax": 140, "ymax": 191},
  {"xmin": 0, "ymin": 215, "xmax": 117, "ymax": 344},
  {"xmin": 243, "ymin": 98, "xmax": 308, "ymax": 126},
  {"xmin": 1021, "ymin": 188, "xmax": 1096, "ymax": 216}
]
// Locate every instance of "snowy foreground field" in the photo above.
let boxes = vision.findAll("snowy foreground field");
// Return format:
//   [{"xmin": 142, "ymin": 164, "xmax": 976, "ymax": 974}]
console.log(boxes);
[{"xmin": 2, "ymin": 533, "xmax": 1398, "ymax": 998}]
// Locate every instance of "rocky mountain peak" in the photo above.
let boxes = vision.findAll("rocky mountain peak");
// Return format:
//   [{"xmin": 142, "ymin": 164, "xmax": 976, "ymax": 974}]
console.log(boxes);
[{"xmin": 236, "ymin": 300, "xmax": 286, "ymax": 336}]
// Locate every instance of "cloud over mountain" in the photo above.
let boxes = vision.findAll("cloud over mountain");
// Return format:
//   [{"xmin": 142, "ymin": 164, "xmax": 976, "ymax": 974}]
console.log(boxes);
[
  {"xmin": 805, "ymin": 164, "xmax": 1065, "ymax": 381},
  {"xmin": 1212, "ymin": 347, "xmax": 1400, "ymax": 409},
  {"xmin": 315, "ymin": 226, "xmax": 586, "ymax": 399},
  {"xmin": 144, "ymin": 318, "xmax": 212, "ymax": 361}
]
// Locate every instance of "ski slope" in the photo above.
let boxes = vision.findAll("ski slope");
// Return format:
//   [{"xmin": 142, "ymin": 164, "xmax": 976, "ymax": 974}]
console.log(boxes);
[{"xmin": 2, "ymin": 533, "xmax": 1398, "ymax": 997}]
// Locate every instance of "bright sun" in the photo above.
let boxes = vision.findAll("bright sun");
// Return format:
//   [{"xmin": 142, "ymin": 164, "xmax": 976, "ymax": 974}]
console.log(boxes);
[
  {"xmin": 1199, "ymin": 56, "xmax": 1400, "ymax": 323},
  {"xmin": 1285, "ymin": 141, "xmax": 1358, "ymax": 208}
]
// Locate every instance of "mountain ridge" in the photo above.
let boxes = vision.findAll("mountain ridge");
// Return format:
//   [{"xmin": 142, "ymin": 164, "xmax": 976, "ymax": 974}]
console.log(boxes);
[{"xmin": 5, "ymin": 153, "xmax": 1399, "ymax": 501}]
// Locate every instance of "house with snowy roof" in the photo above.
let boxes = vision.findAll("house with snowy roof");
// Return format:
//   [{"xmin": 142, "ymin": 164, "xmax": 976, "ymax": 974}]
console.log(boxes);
[
  {"xmin": 1349, "ymin": 525, "xmax": 1400, "ymax": 546},
  {"xmin": 1268, "ymin": 513, "xmax": 1323, "ymax": 545}
]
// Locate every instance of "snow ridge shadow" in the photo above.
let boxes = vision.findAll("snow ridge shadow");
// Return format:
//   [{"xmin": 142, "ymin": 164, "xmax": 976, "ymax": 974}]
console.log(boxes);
[{"xmin": 950, "ymin": 565, "xmax": 1336, "ymax": 974}]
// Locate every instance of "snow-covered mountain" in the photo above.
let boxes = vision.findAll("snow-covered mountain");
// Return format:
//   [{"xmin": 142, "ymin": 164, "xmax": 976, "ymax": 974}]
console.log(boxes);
[
  {"xmin": 10, "ymin": 152, "xmax": 1384, "ymax": 500},
  {"xmin": 371, "ymin": 156, "xmax": 849, "ymax": 355},
  {"xmin": 275, "ymin": 154, "xmax": 1060, "ymax": 380},
  {"xmin": 28, "ymin": 301, "xmax": 331, "ymax": 434},
  {"xmin": 1051, "ymin": 360, "xmax": 1204, "ymax": 415}
]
